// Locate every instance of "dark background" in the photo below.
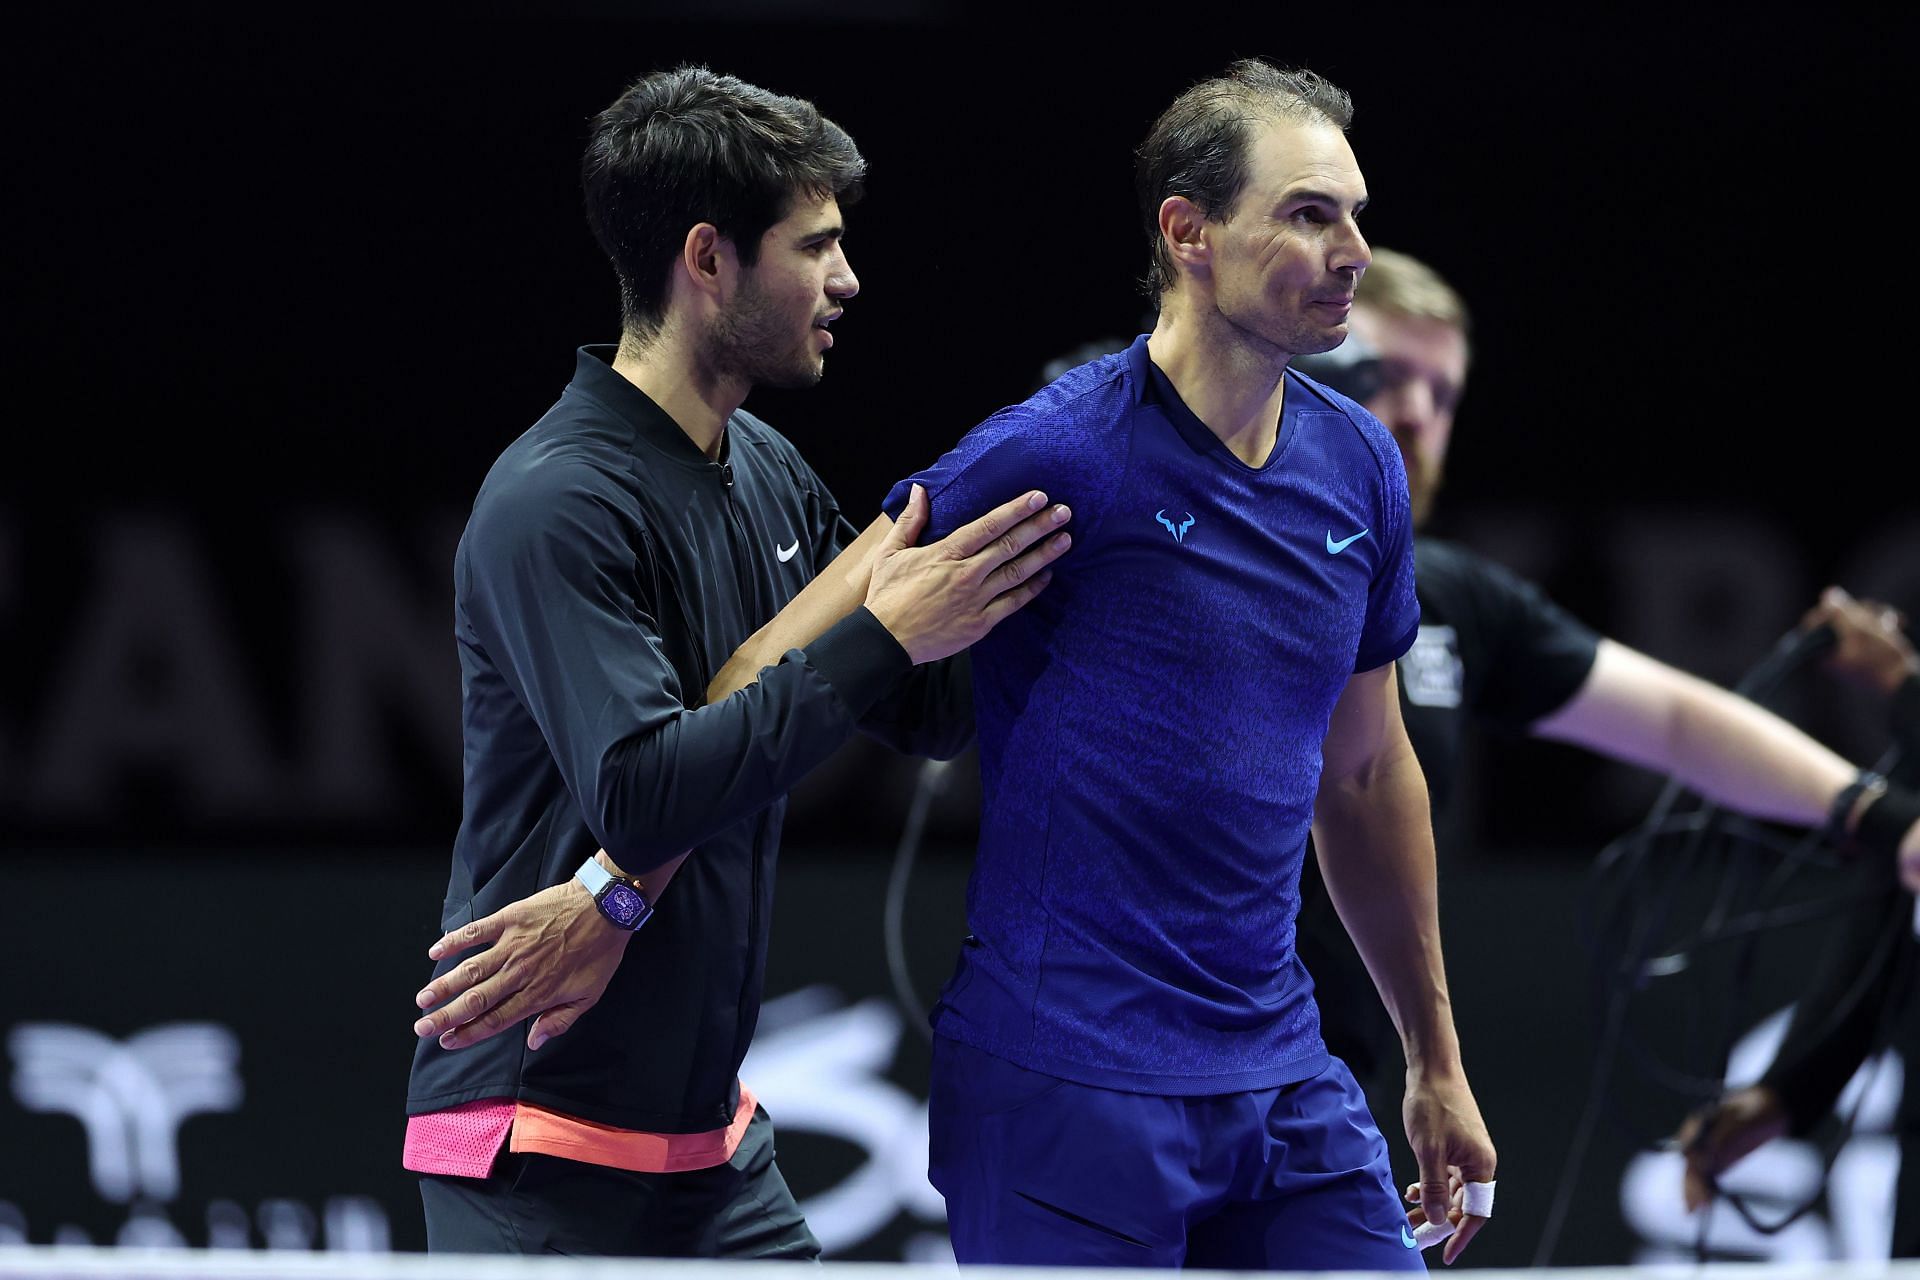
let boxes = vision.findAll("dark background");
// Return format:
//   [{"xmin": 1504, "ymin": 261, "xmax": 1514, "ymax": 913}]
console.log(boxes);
[{"xmin": 3, "ymin": 3, "xmax": 1915, "ymax": 1268}]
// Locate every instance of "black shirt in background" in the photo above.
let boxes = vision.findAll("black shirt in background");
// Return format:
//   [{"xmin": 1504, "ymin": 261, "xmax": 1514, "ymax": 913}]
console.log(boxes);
[{"xmin": 1298, "ymin": 536, "xmax": 1601, "ymax": 1082}]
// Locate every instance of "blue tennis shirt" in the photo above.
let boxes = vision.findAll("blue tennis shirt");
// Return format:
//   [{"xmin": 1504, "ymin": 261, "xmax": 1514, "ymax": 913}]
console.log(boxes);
[{"xmin": 883, "ymin": 335, "xmax": 1419, "ymax": 1093}]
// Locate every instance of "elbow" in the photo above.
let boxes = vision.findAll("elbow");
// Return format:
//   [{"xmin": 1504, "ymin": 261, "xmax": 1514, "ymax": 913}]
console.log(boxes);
[
  {"xmin": 1320, "ymin": 735, "xmax": 1411, "ymax": 797},
  {"xmin": 590, "ymin": 739, "xmax": 696, "ymax": 873},
  {"xmin": 592, "ymin": 800, "xmax": 688, "ymax": 877},
  {"xmin": 1317, "ymin": 738, "xmax": 1429, "ymax": 823}
]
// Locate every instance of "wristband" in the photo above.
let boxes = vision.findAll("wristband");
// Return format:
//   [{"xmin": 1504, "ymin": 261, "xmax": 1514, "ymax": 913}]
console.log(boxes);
[
  {"xmin": 1893, "ymin": 672, "xmax": 1920, "ymax": 746},
  {"xmin": 1825, "ymin": 771, "xmax": 1886, "ymax": 849},
  {"xmin": 1855, "ymin": 783, "xmax": 1920, "ymax": 861}
]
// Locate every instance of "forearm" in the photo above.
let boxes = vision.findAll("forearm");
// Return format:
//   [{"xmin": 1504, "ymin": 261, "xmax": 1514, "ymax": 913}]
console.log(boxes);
[
  {"xmin": 1668, "ymin": 683, "xmax": 1853, "ymax": 824},
  {"xmin": 1536, "ymin": 640, "xmax": 1853, "ymax": 827},
  {"xmin": 596, "ymin": 608, "xmax": 908, "ymax": 868},
  {"xmin": 1312, "ymin": 735, "xmax": 1461, "ymax": 1076},
  {"xmin": 707, "ymin": 511, "xmax": 975, "ymax": 760},
  {"xmin": 1315, "ymin": 668, "xmax": 1495, "ymax": 1256},
  {"xmin": 708, "ymin": 513, "xmax": 891, "ymax": 702}
]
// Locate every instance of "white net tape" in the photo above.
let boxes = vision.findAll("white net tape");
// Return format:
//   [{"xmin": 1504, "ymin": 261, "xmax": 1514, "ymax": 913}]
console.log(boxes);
[{"xmin": 5, "ymin": 1250, "xmax": 1920, "ymax": 1280}]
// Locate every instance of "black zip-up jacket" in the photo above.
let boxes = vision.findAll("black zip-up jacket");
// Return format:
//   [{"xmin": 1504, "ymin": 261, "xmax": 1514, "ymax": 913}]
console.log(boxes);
[{"xmin": 406, "ymin": 346, "xmax": 971, "ymax": 1133}]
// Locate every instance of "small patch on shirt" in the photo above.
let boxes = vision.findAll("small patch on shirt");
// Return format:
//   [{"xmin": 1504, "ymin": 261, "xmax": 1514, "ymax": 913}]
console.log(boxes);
[{"xmin": 1403, "ymin": 625, "xmax": 1464, "ymax": 708}]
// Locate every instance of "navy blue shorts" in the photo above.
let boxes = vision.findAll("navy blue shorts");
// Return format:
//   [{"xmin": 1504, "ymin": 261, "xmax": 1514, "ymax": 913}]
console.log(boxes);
[{"xmin": 928, "ymin": 1036, "xmax": 1424, "ymax": 1271}]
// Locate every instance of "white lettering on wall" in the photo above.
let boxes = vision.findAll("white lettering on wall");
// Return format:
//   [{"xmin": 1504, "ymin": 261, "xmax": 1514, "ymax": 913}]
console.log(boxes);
[
  {"xmin": 295, "ymin": 515, "xmax": 460, "ymax": 815},
  {"xmin": 1, "ymin": 506, "xmax": 1911, "ymax": 830},
  {"xmin": 29, "ymin": 519, "xmax": 279, "ymax": 817}
]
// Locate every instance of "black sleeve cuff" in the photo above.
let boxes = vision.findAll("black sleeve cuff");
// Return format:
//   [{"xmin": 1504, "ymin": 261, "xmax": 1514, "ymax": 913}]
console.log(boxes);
[
  {"xmin": 796, "ymin": 607, "xmax": 913, "ymax": 721},
  {"xmin": 1892, "ymin": 672, "xmax": 1920, "ymax": 750},
  {"xmin": 1760, "ymin": 1055, "xmax": 1856, "ymax": 1138}
]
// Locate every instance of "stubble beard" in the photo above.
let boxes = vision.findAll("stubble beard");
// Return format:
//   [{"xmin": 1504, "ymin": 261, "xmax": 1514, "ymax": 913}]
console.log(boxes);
[
  {"xmin": 1217, "ymin": 286, "xmax": 1346, "ymax": 365},
  {"xmin": 1396, "ymin": 436, "xmax": 1442, "ymax": 529},
  {"xmin": 711, "ymin": 278, "xmax": 824, "ymax": 391},
  {"xmin": 1279, "ymin": 309, "xmax": 1349, "ymax": 359}
]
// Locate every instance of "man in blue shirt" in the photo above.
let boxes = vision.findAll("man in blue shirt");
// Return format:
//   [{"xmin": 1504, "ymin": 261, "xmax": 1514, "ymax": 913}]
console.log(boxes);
[{"xmin": 730, "ymin": 60, "xmax": 1497, "ymax": 1269}]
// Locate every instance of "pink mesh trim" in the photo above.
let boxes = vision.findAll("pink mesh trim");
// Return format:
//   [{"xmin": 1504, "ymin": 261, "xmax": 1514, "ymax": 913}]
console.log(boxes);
[
  {"xmin": 510, "ymin": 1083, "xmax": 757, "ymax": 1173},
  {"xmin": 402, "ymin": 1098, "xmax": 514, "ymax": 1177}
]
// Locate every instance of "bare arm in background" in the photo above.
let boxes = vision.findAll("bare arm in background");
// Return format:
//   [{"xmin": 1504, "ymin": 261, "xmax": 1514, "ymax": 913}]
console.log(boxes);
[
  {"xmin": 1533, "ymin": 639, "xmax": 1855, "ymax": 823},
  {"xmin": 1530, "ymin": 586, "xmax": 1920, "ymax": 865}
]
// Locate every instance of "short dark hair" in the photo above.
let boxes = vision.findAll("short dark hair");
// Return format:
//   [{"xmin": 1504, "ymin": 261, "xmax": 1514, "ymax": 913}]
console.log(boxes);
[
  {"xmin": 1134, "ymin": 60, "xmax": 1354, "ymax": 299},
  {"xmin": 581, "ymin": 66, "xmax": 866, "ymax": 343}
]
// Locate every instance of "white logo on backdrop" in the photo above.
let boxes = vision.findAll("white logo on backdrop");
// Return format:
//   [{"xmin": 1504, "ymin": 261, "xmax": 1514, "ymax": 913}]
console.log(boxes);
[
  {"xmin": 1621, "ymin": 1005, "xmax": 1903, "ymax": 1262},
  {"xmin": 743, "ymin": 987, "xmax": 949, "ymax": 1257},
  {"xmin": 9, "ymin": 1022, "xmax": 242, "ymax": 1203},
  {"xmin": 5, "ymin": 1020, "xmax": 390, "ymax": 1251}
]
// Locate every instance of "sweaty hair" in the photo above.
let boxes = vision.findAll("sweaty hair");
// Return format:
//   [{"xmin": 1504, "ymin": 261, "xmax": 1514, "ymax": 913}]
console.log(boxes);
[
  {"xmin": 1135, "ymin": 60, "xmax": 1354, "ymax": 299},
  {"xmin": 1355, "ymin": 246, "xmax": 1472, "ymax": 340},
  {"xmin": 581, "ymin": 66, "xmax": 866, "ymax": 345}
]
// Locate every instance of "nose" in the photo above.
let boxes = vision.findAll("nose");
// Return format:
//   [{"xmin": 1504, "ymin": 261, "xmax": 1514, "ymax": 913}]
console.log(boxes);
[
  {"xmin": 1334, "ymin": 216, "xmax": 1371, "ymax": 276},
  {"xmin": 1374, "ymin": 378, "xmax": 1437, "ymax": 443},
  {"xmin": 828, "ymin": 245, "xmax": 859, "ymax": 301}
]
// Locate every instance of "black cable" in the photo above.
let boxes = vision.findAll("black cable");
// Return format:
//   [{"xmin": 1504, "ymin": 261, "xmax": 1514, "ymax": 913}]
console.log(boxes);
[
  {"xmin": 884, "ymin": 757, "xmax": 954, "ymax": 1042},
  {"xmin": 1710, "ymin": 989, "xmax": 1904, "ymax": 1238},
  {"xmin": 1698, "ymin": 736, "xmax": 1915, "ymax": 1244},
  {"xmin": 1533, "ymin": 621, "xmax": 1857, "ymax": 1266}
]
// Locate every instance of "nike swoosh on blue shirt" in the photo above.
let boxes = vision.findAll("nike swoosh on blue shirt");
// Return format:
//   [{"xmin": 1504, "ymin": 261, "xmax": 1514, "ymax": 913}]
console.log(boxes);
[
  {"xmin": 1325, "ymin": 528, "xmax": 1370, "ymax": 554},
  {"xmin": 1400, "ymin": 1225, "xmax": 1419, "ymax": 1249},
  {"xmin": 777, "ymin": 540, "xmax": 800, "ymax": 562}
]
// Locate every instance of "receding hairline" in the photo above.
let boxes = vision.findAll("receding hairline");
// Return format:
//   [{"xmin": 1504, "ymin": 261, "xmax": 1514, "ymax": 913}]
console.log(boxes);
[
  {"xmin": 1135, "ymin": 60, "xmax": 1356, "ymax": 299},
  {"xmin": 1184, "ymin": 59, "xmax": 1354, "ymax": 127}
]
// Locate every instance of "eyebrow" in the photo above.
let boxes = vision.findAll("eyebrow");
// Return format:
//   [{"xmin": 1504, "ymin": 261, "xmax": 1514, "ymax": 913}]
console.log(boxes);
[
  {"xmin": 1279, "ymin": 188, "xmax": 1368, "ymax": 215},
  {"xmin": 796, "ymin": 223, "xmax": 845, "ymax": 245}
]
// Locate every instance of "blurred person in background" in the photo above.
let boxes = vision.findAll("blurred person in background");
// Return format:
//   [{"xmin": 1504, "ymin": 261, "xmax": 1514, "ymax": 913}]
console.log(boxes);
[{"xmin": 1288, "ymin": 248, "xmax": 1920, "ymax": 1102}]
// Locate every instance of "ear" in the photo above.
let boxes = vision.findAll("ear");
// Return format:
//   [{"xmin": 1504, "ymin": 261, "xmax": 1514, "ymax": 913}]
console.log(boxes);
[
  {"xmin": 1157, "ymin": 195, "xmax": 1211, "ymax": 283},
  {"xmin": 678, "ymin": 223, "xmax": 735, "ymax": 305}
]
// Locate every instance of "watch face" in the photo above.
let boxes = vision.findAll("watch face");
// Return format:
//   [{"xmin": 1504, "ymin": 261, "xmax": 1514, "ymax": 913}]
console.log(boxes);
[{"xmin": 599, "ymin": 883, "xmax": 651, "ymax": 930}]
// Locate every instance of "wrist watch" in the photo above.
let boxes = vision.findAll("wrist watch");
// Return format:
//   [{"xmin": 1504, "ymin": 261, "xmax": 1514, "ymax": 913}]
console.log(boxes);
[{"xmin": 574, "ymin": 857, "xmax": 654, "ymax": 931}]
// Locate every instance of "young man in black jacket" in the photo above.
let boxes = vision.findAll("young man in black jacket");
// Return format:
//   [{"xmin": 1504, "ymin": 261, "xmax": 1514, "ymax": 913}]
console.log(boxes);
[{"xmin": 402, "ymin": 66, "xmax": 1071, "ymax": 1258}]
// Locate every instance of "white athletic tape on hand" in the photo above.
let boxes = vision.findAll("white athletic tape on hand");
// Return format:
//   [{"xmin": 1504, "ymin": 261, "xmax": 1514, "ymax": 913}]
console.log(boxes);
[
  {"xmin": 1463, "ymin": 1179, "xmax": 1496, "ymax": 1218},
  {"xmin": 1409, "ymin": 1180, "xmax": 1495, "ymax": 1252}
]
